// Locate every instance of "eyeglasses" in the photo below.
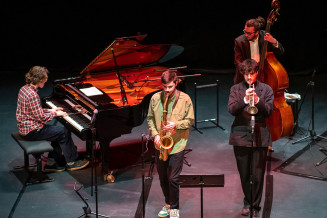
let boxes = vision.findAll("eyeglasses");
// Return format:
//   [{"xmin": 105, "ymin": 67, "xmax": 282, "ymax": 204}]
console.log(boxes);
[{"xmin": 243, "ymin": 29, "xmax": 256, "ymax": 35}]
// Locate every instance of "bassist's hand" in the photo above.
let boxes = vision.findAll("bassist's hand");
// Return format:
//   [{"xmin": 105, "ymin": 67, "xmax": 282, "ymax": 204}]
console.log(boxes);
[{"xmin": 264, "ymin": 33, "xmax": 278, "ymax": 47}]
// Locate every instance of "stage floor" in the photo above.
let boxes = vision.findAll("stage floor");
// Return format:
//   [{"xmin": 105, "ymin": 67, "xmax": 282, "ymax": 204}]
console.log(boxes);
[{"xmin": 1, "ymin": 70, "xmax": 327, "ymax": 218}]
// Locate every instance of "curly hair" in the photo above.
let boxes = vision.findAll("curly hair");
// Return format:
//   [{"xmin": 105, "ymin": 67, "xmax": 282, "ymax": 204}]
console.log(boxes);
[
  {"xmin": 240, "ymin": 59, "xmax": 259, "ymax": 75},
  {"xmin": 245, "ymin": 16, "xmax": 265, "ymax": 32},
  {"xmin": 25, "ymin": 66, "xmax": 49, "ymax": 85}
]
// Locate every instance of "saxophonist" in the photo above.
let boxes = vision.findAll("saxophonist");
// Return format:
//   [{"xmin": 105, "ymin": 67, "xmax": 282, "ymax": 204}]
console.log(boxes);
[{"xmin": 147, "ymin": 70, "xmax": 194, "ymax": 218}]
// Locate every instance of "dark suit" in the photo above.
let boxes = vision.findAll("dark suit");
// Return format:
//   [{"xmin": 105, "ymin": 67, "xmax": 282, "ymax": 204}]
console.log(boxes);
[
  {"xmin": 234, "ymin": 30, "xmax": 285, "ymax": 84},
  {"xmin": 228, "ymin": 80, "xmax": 274, "ymax": 211}
]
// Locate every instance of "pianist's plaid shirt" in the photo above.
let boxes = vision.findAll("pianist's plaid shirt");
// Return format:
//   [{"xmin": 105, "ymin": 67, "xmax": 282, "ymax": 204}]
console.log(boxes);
[{"xmin": 16, "ymin": 84, "xmax": 56, "ymax": 136}]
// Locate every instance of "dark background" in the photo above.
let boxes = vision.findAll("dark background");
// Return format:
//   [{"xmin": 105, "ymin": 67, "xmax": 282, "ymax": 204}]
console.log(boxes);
[{"xmin": 1, "ymin": 0, "xmax": 326, "ymax": 75}]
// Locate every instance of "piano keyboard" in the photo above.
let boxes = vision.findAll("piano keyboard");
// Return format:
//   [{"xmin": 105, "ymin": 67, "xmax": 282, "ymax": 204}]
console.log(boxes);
[
  {"xmin": 46, "ymin": 100, "xmax": 88, "ymax": 132},
  {"xmin": 64, "ymin": 99, "xmax": 92, "ymax": 121}
]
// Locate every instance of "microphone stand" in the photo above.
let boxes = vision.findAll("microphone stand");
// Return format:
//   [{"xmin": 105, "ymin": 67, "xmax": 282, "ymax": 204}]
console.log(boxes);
[
  {"xmin": 247, "ymin": 79, "xmax": 257, "ymax": 218},
  {"xmin": 111, "ymin": 47, "xmax": 129, "ymax": 106},
  {"xmin": 249, "ymin": 115, "xmax": 255, "ymax": 218},
  {"xmin": 141, "ymin": 134, "xmax": 146, "ymax": 218},
  {"xmin": 75, "ymin": 109, "xmax": 108, "ymax": 218},
  {"xmin": 140, "ymin": 130, "xmax": 152, "ymax": 218}
]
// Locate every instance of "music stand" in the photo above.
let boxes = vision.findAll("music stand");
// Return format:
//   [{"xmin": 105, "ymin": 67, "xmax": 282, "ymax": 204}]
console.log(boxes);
[
  {"xmin": 183, "ymin": 148, "xmax": 192, "ymax": 167},
  {"xmin": 179, "ymin": 174, "xmax": 224, "ymax": 218},
  {"xmin": 292, "ymin": 70, "xmax": 327, "ymax": 145},
  {"xmin": 192, "ymin": 81, "xmax": 225, "ymax": 134}
]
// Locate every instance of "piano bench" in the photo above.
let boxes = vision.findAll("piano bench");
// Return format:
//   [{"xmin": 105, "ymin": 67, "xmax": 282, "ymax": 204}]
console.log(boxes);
[{"xmin": 11, "ymin": 132, "xmax": 54, "ymax": 185}]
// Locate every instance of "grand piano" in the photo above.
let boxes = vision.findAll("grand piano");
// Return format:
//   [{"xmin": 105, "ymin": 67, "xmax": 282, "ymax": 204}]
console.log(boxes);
[{"xmin": 42, "ymin": 34, "xmax": 184, "ymax": 177}]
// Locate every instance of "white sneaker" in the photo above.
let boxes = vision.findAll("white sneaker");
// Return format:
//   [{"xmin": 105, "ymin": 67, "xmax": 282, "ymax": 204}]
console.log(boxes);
[
  {"xmin": 170, "ymin": 209, "xmax": 179, "ymax": 218},
  {"xmin": 158, "ymin": 204, "xmax": 170, "ymax": 217}
]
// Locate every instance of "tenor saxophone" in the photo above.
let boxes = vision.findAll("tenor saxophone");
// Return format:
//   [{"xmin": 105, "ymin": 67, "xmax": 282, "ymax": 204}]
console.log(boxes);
[{"xmin": 159, "ymin": 93, "xmax": 174, "ymax": 161}]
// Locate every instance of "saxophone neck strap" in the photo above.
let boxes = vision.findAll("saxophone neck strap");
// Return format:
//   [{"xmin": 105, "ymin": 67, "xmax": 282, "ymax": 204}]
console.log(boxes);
[{"xmin": 160, "ymin": 90, "xmax": 180, "ymax": 112}]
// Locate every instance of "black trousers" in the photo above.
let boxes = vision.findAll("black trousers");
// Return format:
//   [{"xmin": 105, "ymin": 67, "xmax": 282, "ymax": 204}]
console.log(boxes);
[
  {"xmin": 156, "ymin": 149, "xmax": 184, "ymax": 209},
  {"xmin": 233, "ymin": 146, "xmax": 268, "ymax": 211},
  {"xmin": 22, "ymin": 124, "xmax": 78, "ymax": 164}
]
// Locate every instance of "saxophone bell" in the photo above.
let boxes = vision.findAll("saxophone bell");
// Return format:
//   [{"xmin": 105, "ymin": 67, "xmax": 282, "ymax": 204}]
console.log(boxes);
[{"xmin": 160, "ymin": 135, "xmax": 174, "ymax": 149}]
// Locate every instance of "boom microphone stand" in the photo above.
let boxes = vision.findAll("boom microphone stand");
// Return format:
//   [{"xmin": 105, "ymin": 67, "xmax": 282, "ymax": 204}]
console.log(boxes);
[
  {"xmin": 292, "ymin": 70, "xmax": 327, "ymax": 144},
  {"xmin": 247, "ymin": 79, "xmax": 258, "ymax": 218},
  {"xmin": 75, "ymin": 109, "xmax": 109, "ymax": 218}
]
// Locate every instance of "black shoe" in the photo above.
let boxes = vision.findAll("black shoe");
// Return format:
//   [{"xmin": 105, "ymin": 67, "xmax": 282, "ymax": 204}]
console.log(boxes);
[
  {"xmin": 44, "ymin": 163, "xmax": 65, "ymax": 172},
  {"xmin": 66, "ymin": 160, "xmax": 89, "ymax": 171},
  {"xmin": 253, "ymin": 210, "xmax": 260, "ymax": 217},
  {"xmin": 241, "ymin": 207, "xmax": 250, "ymax": 216}
]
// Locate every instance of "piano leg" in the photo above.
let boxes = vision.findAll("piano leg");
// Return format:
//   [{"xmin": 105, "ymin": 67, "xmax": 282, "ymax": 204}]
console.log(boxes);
[{"xmin": 99, "ymin": 139, "xmax": 115, "ymax": 182}]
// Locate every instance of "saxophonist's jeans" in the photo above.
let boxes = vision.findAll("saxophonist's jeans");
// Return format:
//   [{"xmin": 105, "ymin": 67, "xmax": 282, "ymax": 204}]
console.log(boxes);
[{"xmin": 156, "ymin": 149, "xmax": 184, "ymax": 209}]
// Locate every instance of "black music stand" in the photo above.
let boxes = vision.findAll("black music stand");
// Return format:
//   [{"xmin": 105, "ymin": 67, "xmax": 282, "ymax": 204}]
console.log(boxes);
[
  {"xmin": 192, "ymin": 80, "xmax": 225, "ymax": 134},
  {"xmin": 292, "ymin": 70, "xmax": 327, "ymax": 145},
  {"xmin": 183, "ymin": 148, "xmax": 192, "ymax": 167},
  {"xmin": 179, "ymin": 174, "xmax": 224, "ymax": 218}
]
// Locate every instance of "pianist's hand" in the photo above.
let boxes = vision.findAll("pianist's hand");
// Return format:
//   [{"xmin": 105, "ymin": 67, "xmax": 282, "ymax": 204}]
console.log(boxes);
[
  {"xmin": 73, "ymin": 105, "xmax": 87, "ymax": 114},
  {"xmin": 56, "ymin": 110, "xmax": 68, "ymax": 117},
  {"xmin": 48, "ymin": 107, "xmax": 64, "ymax": 113}
]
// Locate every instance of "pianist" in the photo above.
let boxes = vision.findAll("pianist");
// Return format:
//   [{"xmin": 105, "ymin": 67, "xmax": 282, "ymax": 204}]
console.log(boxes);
[{"xmin": 16, "ymin": 66, "xmax": 89, "ymax": 172}]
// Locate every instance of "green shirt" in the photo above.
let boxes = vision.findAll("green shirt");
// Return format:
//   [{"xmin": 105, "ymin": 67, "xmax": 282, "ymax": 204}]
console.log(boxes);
[{"xmin": 147, "ymin": 90, "xmax": 194, "ymax": 154}]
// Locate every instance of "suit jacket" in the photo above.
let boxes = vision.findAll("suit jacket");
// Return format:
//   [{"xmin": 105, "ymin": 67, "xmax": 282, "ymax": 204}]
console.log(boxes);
[
  {"xmin": 228, "ymin": 81, "xmax": 274, "ymax": 147},
  {"xmin": 234, "ymin": 30, "xmax": 285, "ymax": 84}
]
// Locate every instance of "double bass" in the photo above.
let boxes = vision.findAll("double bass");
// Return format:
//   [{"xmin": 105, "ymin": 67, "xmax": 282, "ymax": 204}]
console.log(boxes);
[{"xmin": 258, "ymin": 0, "xmax": 294, "ymax": 141}]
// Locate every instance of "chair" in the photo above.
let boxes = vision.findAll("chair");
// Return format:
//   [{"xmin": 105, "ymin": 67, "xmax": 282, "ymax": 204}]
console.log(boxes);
[{"xmin": 11, "ymin": 132, "xmax": 54, "ymax": 185}]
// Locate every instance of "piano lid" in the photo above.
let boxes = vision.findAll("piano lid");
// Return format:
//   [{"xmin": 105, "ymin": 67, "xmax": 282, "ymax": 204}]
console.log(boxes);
[{"xmin": 81, "ymin": 34, "xmax": 184, "ymax": 74}]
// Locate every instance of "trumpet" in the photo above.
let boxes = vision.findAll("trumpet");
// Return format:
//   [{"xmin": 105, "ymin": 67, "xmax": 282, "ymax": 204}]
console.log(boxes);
[{"xmin": 246, "ymin": 81, "xmax": 258, "ymax": 115}]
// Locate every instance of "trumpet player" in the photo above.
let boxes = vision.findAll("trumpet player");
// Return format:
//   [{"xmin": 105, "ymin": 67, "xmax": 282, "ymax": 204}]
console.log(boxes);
[
  {"xmin": 228, "ymin": 59, "xmax": 273, "ymax": 217},
  {"xmin": 147, "ymin": 70, "xmax": 194, "ymax": 218}
]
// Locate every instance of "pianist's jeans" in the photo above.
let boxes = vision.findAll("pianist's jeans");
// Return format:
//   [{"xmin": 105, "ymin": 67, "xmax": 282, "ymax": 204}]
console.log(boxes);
[
  {"xmin": 22, "ymin": 124, "xmax": 79, "ymax": 164},
  {"xmin": 156, "ymin": 149, "xmax": 184, "ymax": 209}
]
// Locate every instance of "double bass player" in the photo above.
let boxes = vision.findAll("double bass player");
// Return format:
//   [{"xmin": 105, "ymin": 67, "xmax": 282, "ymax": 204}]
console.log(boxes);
[{"xmin": 234, "ymin": 16, "xmax": 284, "ymax": 85}]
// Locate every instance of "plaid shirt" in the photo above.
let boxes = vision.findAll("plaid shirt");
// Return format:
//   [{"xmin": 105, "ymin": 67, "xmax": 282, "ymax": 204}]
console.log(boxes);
[{"xmin": 16, "ymin": 84, "xmax": 56, "ymax": 135}]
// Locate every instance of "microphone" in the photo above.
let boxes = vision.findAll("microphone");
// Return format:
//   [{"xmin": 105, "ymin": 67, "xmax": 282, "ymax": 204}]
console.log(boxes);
[
  {"xmin": 120, "ymin": 75, "xmax": 134, "ymax": 89},
  {"xmin": 142, "ymin": 129, "xmax": 152, "ymax": 140},
  {"xmin": 311, "ymin": 69, "xmax": 316, "ymax": 79},
  {"xmin": 250, "ymin": 115, "xmax": 255, "ymax": 134}
]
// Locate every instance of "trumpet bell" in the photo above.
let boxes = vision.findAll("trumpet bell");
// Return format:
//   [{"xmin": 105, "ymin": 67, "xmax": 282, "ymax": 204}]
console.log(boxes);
[
  {"xmin": 247, "ymin": 106, "xmax": 258, "ymax": 115},
  {"xmin": 160, "ymin": 135, "xmax": 174, "ymax": 149}
]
